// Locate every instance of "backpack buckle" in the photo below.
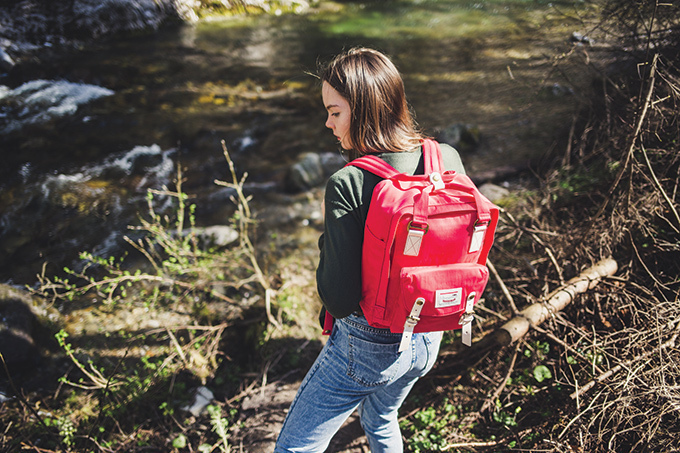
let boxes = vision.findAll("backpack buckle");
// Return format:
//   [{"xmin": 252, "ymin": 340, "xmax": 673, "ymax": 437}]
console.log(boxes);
[{"xmin": 407, "ymin": 220, "xmax": 429, "ymax": 233}]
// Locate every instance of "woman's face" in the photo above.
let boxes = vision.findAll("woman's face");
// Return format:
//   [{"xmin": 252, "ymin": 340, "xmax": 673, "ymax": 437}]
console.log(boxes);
[{"xmin": 322, "ymin": 81, "xmax": 351, "ymax": 150}]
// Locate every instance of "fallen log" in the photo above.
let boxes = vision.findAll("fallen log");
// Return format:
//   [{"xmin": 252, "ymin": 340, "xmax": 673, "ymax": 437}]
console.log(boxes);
[
  {"xmin": 496, "ymin": 257, "xmax": 618, "ymax": 345},
  {"xmin": 435, "ymin": 258, "xmax": 618, "ymax": 373}
]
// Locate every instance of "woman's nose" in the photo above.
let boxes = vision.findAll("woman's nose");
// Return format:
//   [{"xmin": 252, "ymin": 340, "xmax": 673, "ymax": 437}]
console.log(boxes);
[{"xmin": 325, "ymin": 115, "xmax": 333, "ymax": 130}]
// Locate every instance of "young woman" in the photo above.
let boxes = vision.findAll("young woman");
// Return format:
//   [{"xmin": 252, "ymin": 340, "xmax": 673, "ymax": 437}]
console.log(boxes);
[{"xmin": 274, "ymin": 48, "xmax": 466, "ymax": 453}]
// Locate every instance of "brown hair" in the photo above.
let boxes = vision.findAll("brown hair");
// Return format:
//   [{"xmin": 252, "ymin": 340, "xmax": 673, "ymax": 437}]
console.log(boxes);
[{"xmin": 321, "ymin": 47, "xmax": 423, "ymax": 160}]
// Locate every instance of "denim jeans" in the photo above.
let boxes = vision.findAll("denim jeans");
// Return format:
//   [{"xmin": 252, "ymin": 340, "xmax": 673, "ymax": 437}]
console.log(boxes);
[{"xmin": 274, "ymin": 313, "xmax": 442, "ymax": 453}]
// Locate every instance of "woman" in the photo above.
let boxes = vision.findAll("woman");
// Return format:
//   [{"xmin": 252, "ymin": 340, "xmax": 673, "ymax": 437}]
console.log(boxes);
[{"xmin": 274, "ymin": 48, "xmax": 466, "ymax": 453}]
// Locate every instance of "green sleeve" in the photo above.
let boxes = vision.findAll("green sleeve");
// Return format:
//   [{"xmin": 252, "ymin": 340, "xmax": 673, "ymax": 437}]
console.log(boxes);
[{"xmin": 316, "ymin": 167, "xmax": 369, "ymax": 318}]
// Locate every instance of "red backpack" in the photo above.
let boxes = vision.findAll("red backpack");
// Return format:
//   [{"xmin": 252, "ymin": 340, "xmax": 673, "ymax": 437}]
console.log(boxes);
[{"xmin": 325, "ymin": 139, "xmax": 499, "ymax": 351}]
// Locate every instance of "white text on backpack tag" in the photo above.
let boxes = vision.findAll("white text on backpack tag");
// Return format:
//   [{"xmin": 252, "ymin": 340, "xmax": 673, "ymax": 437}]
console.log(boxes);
[
  {"xmin": 399, "ymin": 298, "xmax": 425, "ymax": 352},
  {"xmin": 468, "ymin": 223, "xmax": 487, "ymax": 254},
  {"xmin": 435, "ymin": 288, "xmax": 463, "ymax": 308},
  {"xmin": 460, "ymin": 293, "xmax": 476, "ymax": 347}
]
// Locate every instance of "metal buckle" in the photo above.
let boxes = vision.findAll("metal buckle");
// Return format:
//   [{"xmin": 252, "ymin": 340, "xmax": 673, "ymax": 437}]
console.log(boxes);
[{"xmin": 407, "ymin": 220, "xmax": 429, "ymax": 234}]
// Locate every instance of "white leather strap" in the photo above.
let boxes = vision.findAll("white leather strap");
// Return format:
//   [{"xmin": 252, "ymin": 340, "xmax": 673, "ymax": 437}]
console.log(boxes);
[
  {"xmin": 404, "ymin": 228, "xmax": 425, "ymax": 256},
  {"xmin": 429, "ymin": 172, "xmax": 445, "ymax": 191},
  {"xmin": 399, "ymin": 298, "xmax": 425, "ymax": 352},
  {"xmin": 469, "ymin": 223, "xmax": 488, "ymax": 253},
  {"xmin": 460, "ymin": 292, "xmax": 477, "ymax": 347}
]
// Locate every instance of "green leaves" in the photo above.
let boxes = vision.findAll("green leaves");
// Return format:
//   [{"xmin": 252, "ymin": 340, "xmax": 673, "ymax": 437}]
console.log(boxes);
[
  {"xmin": 533, "ymin": 365, "xmax": 553, "ymax": 383},
  {"xmin": 172, "ymin": 433, "xmax": 188, "ymax": 448}
]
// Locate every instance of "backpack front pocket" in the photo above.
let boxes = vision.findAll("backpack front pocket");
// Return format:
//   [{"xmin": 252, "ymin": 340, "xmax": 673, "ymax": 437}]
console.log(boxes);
[{"xmin": 389, "ymin": 263, "xmax": 490, "ymax": 333}]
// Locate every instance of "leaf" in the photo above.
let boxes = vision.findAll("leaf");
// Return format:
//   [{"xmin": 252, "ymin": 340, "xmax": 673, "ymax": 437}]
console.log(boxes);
[
  {"xmin": 533, "ymin": 365, "xmax": 553, "ymax": 383},
  {"xmin": 172, "ymin": 433, "xmax": 187, "ymax": 449}
]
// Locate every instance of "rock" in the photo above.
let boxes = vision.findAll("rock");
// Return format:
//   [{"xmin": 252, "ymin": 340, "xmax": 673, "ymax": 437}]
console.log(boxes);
[
  {"xmin": 0, "ymin": 48, "xmax": 14, "ymax": 73},
  {"xmin": 435, "ymin": 123, "xmax": 481, "ymax": 153},
  {"xmin": 190, "ymin": 225, "xmax": 239, "ymax": 247},
  {"xmin": 570, "ymin": 32, "xmax": 592, "ymax": 45},
  {"xmin": 0, "ymin": 79, "xmax": 115, "ymax": 135},
  {"xmin": 319, "ymin": 151, "xmax": 347, "ymax": 176},
  {"xmin": 0, "ymin": 284, "xmax": 60, "ymax": 365},
  {"xmin": 287, "ymin": 151, "xmax": 346, "ymax": 192},
  {"xmin": 545, "ymin": 83, "xmax": 574, "ymax": 97},
  {"xmin": 0, "ymin": 299, "xmax": 36, "ymax": 364},
  {"xmin": 479, "ymin": 183, "xmax": 510, "ymax": 203},
  {"xmin": 181, "ymin": 386, "xmax": 214, "ymax": 416},
  {"xmin": 70, "ymin": 0, "xmax": 189, "ymax": 38},
  {"xmin": 287, "ymin": 152, "xmax": 325, "ymax": 191}
]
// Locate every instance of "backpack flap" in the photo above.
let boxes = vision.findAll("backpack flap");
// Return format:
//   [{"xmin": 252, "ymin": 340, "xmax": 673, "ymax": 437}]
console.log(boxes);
[{"xmin": 393, "ymin": 263, "xmax": 489, "ymax": 350}]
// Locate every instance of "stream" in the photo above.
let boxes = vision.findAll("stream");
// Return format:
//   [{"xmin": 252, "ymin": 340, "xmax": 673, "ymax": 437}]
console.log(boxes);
[{"xmin": 0, "ymin": 0, "xmax": 591, "ymax": 286}]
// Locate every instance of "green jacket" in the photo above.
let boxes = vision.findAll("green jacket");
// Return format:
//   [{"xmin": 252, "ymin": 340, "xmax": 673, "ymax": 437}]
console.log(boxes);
[{"xmin": 317, "ymin": 142, "xmax": 466, "ymax": 318}]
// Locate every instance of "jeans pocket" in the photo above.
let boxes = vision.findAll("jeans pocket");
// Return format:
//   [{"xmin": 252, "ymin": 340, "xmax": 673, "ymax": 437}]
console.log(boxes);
[
  {"xmin": 347, "ymin": 335, "xmax": 401, "ymax": 387},
  {"xmin": 420, "ymin": 332, "xmax": 442, "ymax": 377}
]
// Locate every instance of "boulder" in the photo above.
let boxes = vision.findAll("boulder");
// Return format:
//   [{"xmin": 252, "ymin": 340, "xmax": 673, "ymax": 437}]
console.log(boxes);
[
  {"xmin": 570, "ymin": 31, "xmax": 593, "ymax": 46},
  {"xmin": 288, "ymin": 152, "xmax": 324, "ymax": 191},
  {"xmin": 190, "ymin": 225, "xmax": 239, "ymax": 248},
  {"xmin": 287, "ymin": 151, "xmax": 346, "ymax": 192},
  {"xmin": 479, "ymin": 183, "xmax": 511, "ymax": 203},
  {"xmin": 435, "ymin": 123, "xmax": 481, "ymax": 154},
  {"xmin": 0, "ymin": 48, "xmax": 14, "ymax": 73},
  {"xmin": 319, "ymin": 152, "xmax": 346, "ymax": 176},
  {"xmin": 0, "ymin": 284, "xmax": 60, "ymax": 366}
]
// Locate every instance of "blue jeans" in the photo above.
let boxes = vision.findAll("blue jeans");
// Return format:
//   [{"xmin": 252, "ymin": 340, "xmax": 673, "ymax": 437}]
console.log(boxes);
[{"xmin": 274, "ymin": 313, "xmax": 442, "ymax": 453}]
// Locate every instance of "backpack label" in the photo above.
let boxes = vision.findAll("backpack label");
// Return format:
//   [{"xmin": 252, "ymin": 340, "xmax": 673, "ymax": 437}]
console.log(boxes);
[{"xmin": 435, "ymin": 287, "xmax": 463, "ymax": 308}]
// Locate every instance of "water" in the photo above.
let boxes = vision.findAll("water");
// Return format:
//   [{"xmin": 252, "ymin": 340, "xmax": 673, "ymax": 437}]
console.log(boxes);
[
  {"xmin": 0, "ymin": 0, "xmax": 589, "ymax": 284},
  {"xmin": 0, "ymin": 80, "xmax": 114, "ymax": 134}
]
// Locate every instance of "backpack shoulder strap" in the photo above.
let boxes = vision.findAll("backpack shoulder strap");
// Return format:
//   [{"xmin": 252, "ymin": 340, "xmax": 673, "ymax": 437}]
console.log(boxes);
[
  {"xmin": 422, "ymin": 139, "xmax": 444, "ymax": 174},
  {"xmin": 347, "ymin": 139, "xmax": 444, "ymax": 177},
  {"xmin": 346, "ymin": 155, "xmax": 400, "ymax": 179}
]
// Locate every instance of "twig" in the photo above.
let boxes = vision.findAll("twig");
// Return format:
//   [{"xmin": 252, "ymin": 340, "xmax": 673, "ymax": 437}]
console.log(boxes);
[
  {"xmin": 487, "ymin": 260, "xmax": 519, "ymax": 315},
  {"xmin": 640, "ymin": 144, "xmax": 680, "ymax": 233},
  {"xmin": 216, "ymin": 140, "xmax": 280, "ymax": 329},
  {"xmin": 166, "ymin": 327, "xmax": 188, "ymax": 365},
  {"xmin": 559, "ymin": 389, "xmax": 605, "ymax": 440},
  {"xmin": 475, "ymin": 302, "xmax": 508, "ymax": 322},
  {"xmin": 501, "ymin": 210, "xmax": 562, "ymax": 282},
  {"xmin": 226, "ymin": 369, "xmax": 300, "ymax": 406},
  {"xmin": 562, "ymin": 113, "xmax": 578, "ymax": 167},
  {"xmin": 531, "ymin": 324, "xmax": 604, "ymax": 375},
  {"xmin": 590, "ymin": 53, "xmax": 658, "ymax": 222},
  {"xmin": 123, "ymin": 235, "xmax": 163, "ymax": 275},
  {"xmin": 570, "ymin": 319, "xmax": 680, "ymax": 399},
  {"xmin": 545, "ymin": 247, "xmax": 564, "ymax": 285},
  {"xmin": 628, "ymin": 230, "xmax": 672, "ymax": 292},
  {"xmin": 442, "ymin": 439, "xmax": 502, "ymax": 450},
  {"xmin": 0, "ymin": 353, "xmax": 49, "ymax": 430},
  {"xmin": 480, "ymin": 343, "xmax": 521, "ymax": 414}
]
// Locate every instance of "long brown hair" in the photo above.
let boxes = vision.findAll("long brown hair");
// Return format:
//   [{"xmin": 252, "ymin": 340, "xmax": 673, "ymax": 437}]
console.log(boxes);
[{"xmin": 321, "ymin": 47, "xmax": 423, "ymax": 160}]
